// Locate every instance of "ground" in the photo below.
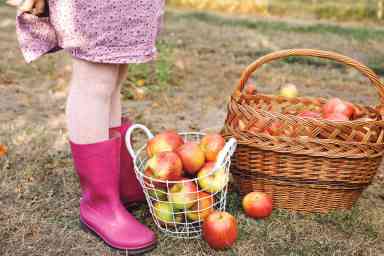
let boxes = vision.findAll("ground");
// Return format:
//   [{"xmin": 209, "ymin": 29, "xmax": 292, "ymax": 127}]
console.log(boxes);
[{"xmin": 1, "ymin": 5, "xmax": 384, "ymax": 256}]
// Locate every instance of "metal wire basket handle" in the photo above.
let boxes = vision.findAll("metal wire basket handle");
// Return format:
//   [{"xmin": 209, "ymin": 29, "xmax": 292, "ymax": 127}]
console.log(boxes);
[
  {"xmin": 126, "ymin": 124, "xmax": 237, "ymax": 175},
  {"xmin": 126, "ymin": 124, "xmax": 155, "ymax": 161}
]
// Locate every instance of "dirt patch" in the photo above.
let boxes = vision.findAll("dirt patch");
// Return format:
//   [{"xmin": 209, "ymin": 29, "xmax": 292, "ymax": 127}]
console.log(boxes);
[{"xmin": 1, "ymin": 6, "xmax": 384, "ymax": 256}]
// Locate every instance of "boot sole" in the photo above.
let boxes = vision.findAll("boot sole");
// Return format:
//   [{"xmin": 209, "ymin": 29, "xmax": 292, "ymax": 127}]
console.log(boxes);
[{"xmin": 80, "ymin": 219, "xmax": 157, "ymax": 255}]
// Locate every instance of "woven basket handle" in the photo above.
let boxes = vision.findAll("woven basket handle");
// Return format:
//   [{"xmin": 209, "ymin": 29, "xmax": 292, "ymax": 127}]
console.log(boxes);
[{"xmin": 233, "ymin": 49, "xmax": 384, "ymax": 105}]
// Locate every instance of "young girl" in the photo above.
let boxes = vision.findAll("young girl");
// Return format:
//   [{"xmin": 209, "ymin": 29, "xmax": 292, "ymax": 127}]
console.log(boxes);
[{"xmin": 11, "ymin": 0, "xmax": 164, "ymax": 253}]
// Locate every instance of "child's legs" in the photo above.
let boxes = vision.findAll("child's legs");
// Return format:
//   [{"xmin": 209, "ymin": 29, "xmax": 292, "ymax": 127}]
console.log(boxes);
[
  {"xmin": 110, "ymin": 64, "xmax": 128, "ymax": 127},
  {"xmin": 66, "ymin": 58, "xmax": 119, "ymax": 144}
]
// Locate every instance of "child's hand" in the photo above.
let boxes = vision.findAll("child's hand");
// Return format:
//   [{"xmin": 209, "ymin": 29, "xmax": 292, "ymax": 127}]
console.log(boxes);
[{"xmin": 6, "ymin": 0, "xmax": 46, "ymax": 16}]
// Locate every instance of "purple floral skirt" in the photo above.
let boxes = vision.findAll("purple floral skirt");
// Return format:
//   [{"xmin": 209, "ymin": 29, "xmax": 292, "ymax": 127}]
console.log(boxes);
[{"xmin": 16, "ymin": 0, "xmax": 165, "ymax": 63}]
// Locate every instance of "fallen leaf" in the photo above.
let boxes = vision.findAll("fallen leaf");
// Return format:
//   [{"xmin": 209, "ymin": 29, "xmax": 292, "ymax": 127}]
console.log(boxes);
[
  {"xmin": 0, "ymin": 144, "xmax": 8, "ymax": 157},
  {"xmin": 136, "ymin": 79, "xmax": 145, "ymax": 87}
]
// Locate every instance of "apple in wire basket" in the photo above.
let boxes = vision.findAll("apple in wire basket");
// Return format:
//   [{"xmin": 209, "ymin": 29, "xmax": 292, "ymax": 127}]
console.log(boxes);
[
  {"xmin": 168, "ymin": 179, "xmax": 198, "ymax": 210},
  {"xmin": 197, "ymin": 162, "xmax": 228, "ymax": 194},
  {"xmin": 176, "ymin": 142, "xmax": 205, "ymax": 175},
  {"xmin": 199, "ymin": 133, "xmax": 225, "ymax": 162},
  {"xmin": 145, "ymin": 151, "xmax": 183, "ymax": 182},
  {"xmin": 187, "ymin": 192, "xmax": 215, "ymax": 221},
  {"xmin": 146, "ymin": 131, "xmax": 184, "ymax": 158}
]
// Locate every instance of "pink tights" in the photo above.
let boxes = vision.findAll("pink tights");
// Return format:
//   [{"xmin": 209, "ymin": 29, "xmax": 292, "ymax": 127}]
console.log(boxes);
[{"xmin": 66, "ymin": 58, "xmax": 129, "ymax": 144}]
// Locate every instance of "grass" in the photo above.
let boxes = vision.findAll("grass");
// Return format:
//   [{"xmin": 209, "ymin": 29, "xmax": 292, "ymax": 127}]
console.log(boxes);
[
  {"xmin": 1, "ymin": 4, "xmax": 384, "ymax": 256},
  {"xmin": 173, "ymin": 11, "xmax": 384, "ymax": 42},
  {"xmin": 169, "ymin": 0, "xmax": 384, "ymax": 23}
]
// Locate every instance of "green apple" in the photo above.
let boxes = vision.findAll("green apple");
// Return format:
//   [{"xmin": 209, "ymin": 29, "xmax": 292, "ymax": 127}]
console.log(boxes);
[
  {"xmin": 153, "ymin": 202, "xmax": 183, "ymax": 225},
  {"xmin": 168, "ymin": 180, "xmax": 198, "ymax": 210},
  {"xmin": 148, "ymin": 187, "xmax": 168, "ymax": 201},
  {"xmin": 197, "ymin": 162, "xmax": 228, "ymax": 193},
  {"xmin": 279, "ymin": 83, "xmax": 298, "ymax": 98}
]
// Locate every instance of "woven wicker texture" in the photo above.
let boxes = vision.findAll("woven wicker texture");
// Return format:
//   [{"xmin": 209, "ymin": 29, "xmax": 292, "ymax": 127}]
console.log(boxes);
[{"xmin": 223, "ymin": 49, "xmax": 384, "ymax": 213}]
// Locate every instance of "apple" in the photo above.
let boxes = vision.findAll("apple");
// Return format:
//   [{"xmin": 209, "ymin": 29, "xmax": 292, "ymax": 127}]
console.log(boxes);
[
  {"xmin": 176, "ymin": 142, "xmax": 205, "ymax": 175},
  {"xmin": 265, "ymin": 121, "xmax": 283, "ymax": 136},
  {"xmin": 322, "ymin": 98, "xmax": 354, "ymax": 118},
  {"xmin": 242, "ymin": 192, "xmax": 273, "ymax": 219},
  {"xmin": 146, "ymin": 131, "xmax": 184, "ymax": 157},
  {"xmin": 148, "ymin": 187, "xmax": 168, "ymax": 201},
  {"xmin": 153, "ymin": 202, "xmax": 183, "ymax": 225},
  {"xmin": 200, "ymin": 134, "xmax": 225, "ymax": 162},
  {"xmin": 187, "ymin": 192, "xmax": 215, "ymax": 221},
  {"xmin": 168, "ymin": 180, "xmax": 198, "ymax": 210},
  {"xmin": 246, "ymin": 83, "xmax": 256, "ymax": 95},
  {"xmin": 145, "ymin": 151, "xmax": 183, "ymax": 182},
  {"xmin": 323, "ymin": 112, "xmax": 349, "ymax": 121},
  {"xmin": 298, "ymin": 111, "xmax": 321, "ymax": 119},
  {"xmin": 203, "ymin": 211, "xmax": 237, "ymax": 250},
  {"xmin": 279, "ymin": 83, "xmax": 298, "ymax": 98},
  {"xmin": 238, "ymin": 120, "xmax": 247, "ymax": 131},
  {"xmin": 197, "ymin": 162, "xmax": 228, "ymax": 193}
]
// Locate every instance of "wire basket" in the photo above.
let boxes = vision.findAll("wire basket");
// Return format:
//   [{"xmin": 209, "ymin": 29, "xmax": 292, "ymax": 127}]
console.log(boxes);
[{"xmin": 126, "ymin": 124, "xmax": 237, "ymax": 238}]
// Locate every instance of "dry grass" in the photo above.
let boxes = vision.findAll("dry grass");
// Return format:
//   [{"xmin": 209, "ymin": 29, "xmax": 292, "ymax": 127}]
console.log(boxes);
[{"xmin": 1, "ymin": 5, "xmax": 384, "ymax": 256}]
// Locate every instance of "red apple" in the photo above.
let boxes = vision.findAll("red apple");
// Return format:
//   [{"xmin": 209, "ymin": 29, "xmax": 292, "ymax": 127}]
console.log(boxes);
[
  {"xmin": 322, "ymin": 98, "xmax": 354, "ymax": 118},
  {"xmin": 145, "ymin": 151, "xmax": 183, "ymax": 182},
  {"xmin": 265, "ymin": 121, "xmax": 284, "ymax": 136},
  {"xmin": 249, "ymin": 119, "xmax": 267, "ymax": 133},
  {"xmin": 146, "ymin": 131, "xmax": 184, "ymax": 157},
  {"xmin": 246, "ymin": 83, "xmax": 256, "ymax": 95},
  {"xmin": 197, "ymin": 162, "xmax": 228, "ymax": 193},
  {"xmin": 168, "ymin": 180, "xmax": 198, "ymax": 210},
  {"xmin": 279, "ymin": 83, "xmax": 298, "ymax": 98},
  {"xmin": 176, "ymin": 142, "xmax": 205, "ymax": 175},
  {"xmin": 200, "ymin": 134, "xmax": 225, "ymax": 162},
  {"xmin": 242, "ymin": 192, "xmax": 273, "ymax": 219},
  {"xmin": 298, "ymin": 111, "xmax": 321, "ymax": 119},
  {"xmin": 187, "ymin": 192, "xmax": 214, "ymax": 221},
  {"xmin": 323, "ymin": 112, "xmax": 349, "ymax": 121},
  {"xmin": 203, "ymin": 211, "xmax": 237, "ymax": 250}
]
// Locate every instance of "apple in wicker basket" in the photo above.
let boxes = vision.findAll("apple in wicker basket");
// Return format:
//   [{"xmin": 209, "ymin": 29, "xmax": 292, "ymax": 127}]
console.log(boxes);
[
  {"xmin": 298, "ymin": 111, "xmax": 322, "ymax": 119},
  {"xmin": 322, "ymin": 98, "xmax": 354, "ymax": 119},
  {"xmin": 153, "ymin": 202, "xmax": 183, "ymax": 226},
  {"xmin": 146, "ymin": 131, "xmax": 184, "ymax": 157},
  {"xmin": 145, "ymin": 151, "xmax": 183, "ymax": 183},
  {"xmin": 197, "ymin": 162, "xmax": 228, "ymax": 194},
  {"xmin": 279, "ymin": 83, "xmax": 298, "ymax": 98},
  {"xmin": 200, "ymin": 134, "xmax": 225, "ymax": 161},
  {"xmin": 323, "ymin": 112, "xmax": 349, "ymax": 121},
  {"xmin": 203, "ymin": 211, "xmax": 237, "ymax": 250},
  {"xmin": 168, "ymin": 180, "xmax": 198, "ymax": 210},
  {"xmin": 176, "ymin": 142, "xmax": 205, "ymax": 175},
  {"xmin": 242, "ymin": 192, "xmax": 273, "ymax": 219},
  {"xmin": 187, "ymin": 192, "xmax": 215, "ymax": 221}
]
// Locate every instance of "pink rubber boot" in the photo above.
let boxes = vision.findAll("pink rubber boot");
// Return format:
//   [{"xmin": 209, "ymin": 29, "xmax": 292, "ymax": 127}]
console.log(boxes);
[
  {"xmin": 70, "ymin": 131, "xmax": 156, "ymax": 253},
  {"xmin": 110, "ymin": 117, "xmax": 146, "ymax": 205}
]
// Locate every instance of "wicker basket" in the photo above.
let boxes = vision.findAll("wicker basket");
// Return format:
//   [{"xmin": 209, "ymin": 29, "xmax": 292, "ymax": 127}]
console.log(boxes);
[{"xmin": 222, "ymin": 49, "xmax": 384, "ymax": 213}]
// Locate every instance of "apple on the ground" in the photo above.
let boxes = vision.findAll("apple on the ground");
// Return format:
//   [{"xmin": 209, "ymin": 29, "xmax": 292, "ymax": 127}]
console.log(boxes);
[
  {"xmin": 203, "ymin": 211, "xmax": 238, "ymax": 250},
  {"xmin": 242, "ymin": 191, "xmax": 273, "ymax": 219}
]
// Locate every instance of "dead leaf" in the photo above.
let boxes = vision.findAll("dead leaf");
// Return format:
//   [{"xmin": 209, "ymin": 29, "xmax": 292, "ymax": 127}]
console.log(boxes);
[{"xmin": 0, "ymin": 144, "xmax": 8, "ymax": 157}]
